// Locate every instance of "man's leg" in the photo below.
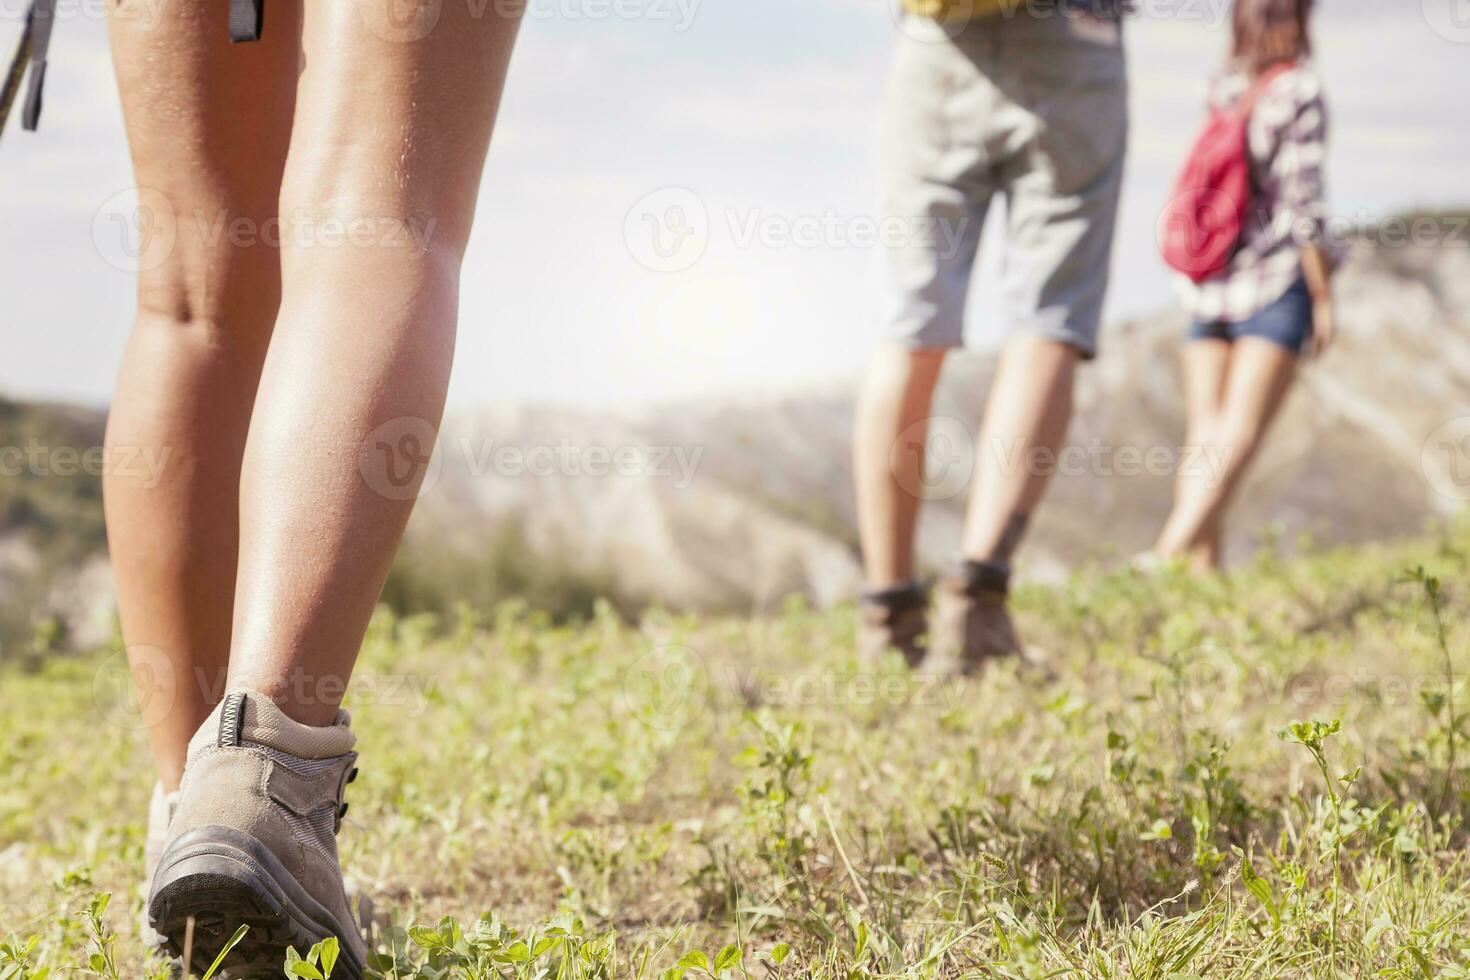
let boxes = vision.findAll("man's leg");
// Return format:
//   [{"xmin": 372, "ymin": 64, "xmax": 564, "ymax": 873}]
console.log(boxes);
[
  {"xmin": 929, "ymin": 337, "xmax": 1076, "ymax": 672},
  {"xmin": 855, "ymin": 20, "xmax": 991, "ymax": 664},
  {"xmin": 854, "ymin": 347, "xmax": 948, "ymax": 588},
  {"xmin": 960, "ymin": 337, "xmax": 1079, "ymax": 563},
  {"xmin": 852, "ymin": 347, "xmax": 949, "ymax": 665},
  {"xmin": 931, "ymin": 9, "xmax": 1128, "ymax": 672}
]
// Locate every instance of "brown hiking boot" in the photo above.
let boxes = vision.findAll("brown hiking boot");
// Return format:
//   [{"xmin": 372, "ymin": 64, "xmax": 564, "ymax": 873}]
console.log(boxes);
[
  {"xmin": 148, "ymin": 692, "xmax": 367, "ymax": 979},
  {"xmin": 146, "ymin": 781, "xmax": 180, "ymax": 882},
  {"xmin": 931, "ymin": 560, "xmax": 1033, "ymax": 677},
  {"xmin": 141, "ymin": 782, "xmax": 180, "ymax": 953},
  {"xmin": 857, "ymin": 582, "xmax": 930, "ymax": 667}
]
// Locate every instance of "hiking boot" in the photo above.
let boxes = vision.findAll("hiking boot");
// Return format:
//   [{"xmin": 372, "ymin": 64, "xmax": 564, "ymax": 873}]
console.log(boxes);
[
  {"xmin": 141, "ymin": 782, "xmax": 180, "ymax": 953},
  {"xmin": 857, "ymin": 581, "xmax": 930, "ymax": 667},
  {"xmin": 148, "ymin": 692, "xmax": 367, "ymax": 979},
  {"xmin": 146, "ymin": 781, "xmax": 180, "ymax": 882},
  {"xmin": 931, "ymin": 560, "xmax": 1036, "ymax": 677}
]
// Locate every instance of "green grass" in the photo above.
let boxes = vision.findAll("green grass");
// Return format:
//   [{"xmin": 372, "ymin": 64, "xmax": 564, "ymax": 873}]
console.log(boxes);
[{"xmin": 3, "ymin": 526, "xmax": 1470, "ymax": 978}]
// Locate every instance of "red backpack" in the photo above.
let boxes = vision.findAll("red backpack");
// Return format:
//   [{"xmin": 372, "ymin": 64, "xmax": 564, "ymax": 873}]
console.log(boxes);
[{"xmin": 1158, "ymin": 63, "xmax": 1295, "ymax": 283}]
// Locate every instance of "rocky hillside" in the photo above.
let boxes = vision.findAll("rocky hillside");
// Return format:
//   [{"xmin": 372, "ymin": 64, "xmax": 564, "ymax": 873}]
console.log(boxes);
[
  {"xmin": 3, "ymin": 236, "xmax": 1468, "ymax": 649},
  {"xmin": 421, "ymin": 236, "xmax": 1470, "ymax": 613}
]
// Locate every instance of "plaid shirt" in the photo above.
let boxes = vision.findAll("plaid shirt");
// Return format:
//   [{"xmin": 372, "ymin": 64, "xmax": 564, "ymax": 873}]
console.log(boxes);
[{"xmin": 1176, "ymin": 63, "xmax": 1330, "ymax": 324}]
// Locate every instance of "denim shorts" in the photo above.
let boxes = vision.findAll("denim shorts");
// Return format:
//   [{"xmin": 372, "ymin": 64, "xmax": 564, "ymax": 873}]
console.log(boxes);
[
  {"xmin": 1188, "ymin": 277, "xmax": 1314, "ymax": 355},
  {"xmin": 877, "ymin": 13, "xmax": 1129, "ymax": 359}
]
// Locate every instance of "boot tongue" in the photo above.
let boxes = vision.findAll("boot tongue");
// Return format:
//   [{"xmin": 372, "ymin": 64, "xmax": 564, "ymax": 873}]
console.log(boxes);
[{"xmin": 190, "ymin": 692, "xmax": 356, "ymax": 763}]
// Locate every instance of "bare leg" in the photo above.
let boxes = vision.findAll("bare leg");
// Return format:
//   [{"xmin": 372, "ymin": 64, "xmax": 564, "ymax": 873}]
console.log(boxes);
[
  {"xmin": 911, "ymin": 337, "xmax": 1079, "ymax": 673},
  {"xmin": 225, "ymin": 0, "xmax": 522, "ymax": 724},
  {"xmin": 103, "ymin": 0, "xmax": 299, "ymax": 790},
  {"xmin": 1155, "ymin": 338, "xmax": 1298, "ymax": 565},
  {"xmin": 853, "ymin": 346, "xmax": 948, "ymax": 588},
  {"xmin": 1156, "ymin": 339, "xmax": 1231, "ymax": 571},
  {"xmin": 961, "ymin": 337, "xmax": 1079, "ymax": 563}
]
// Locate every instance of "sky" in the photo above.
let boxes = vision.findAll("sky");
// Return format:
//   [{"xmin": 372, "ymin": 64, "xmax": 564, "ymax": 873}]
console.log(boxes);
[{"xmin": 1, "ymin": 0, "xmax": 1467, "ymax": 410}]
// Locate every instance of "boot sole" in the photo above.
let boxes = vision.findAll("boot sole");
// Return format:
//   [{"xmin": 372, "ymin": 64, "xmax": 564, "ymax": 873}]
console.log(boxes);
[{"xmin": 148, "ymin": 825, "xmax": 365, "ymax": 979}]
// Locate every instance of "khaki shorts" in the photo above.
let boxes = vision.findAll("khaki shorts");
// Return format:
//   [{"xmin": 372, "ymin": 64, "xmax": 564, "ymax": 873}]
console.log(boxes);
[{"xmin": 877, "ymin": 12, "xmax": 1129, "ymax": 357}]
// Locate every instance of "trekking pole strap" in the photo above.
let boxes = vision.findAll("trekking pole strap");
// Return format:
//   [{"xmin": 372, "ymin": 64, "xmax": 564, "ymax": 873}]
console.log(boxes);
[
  {"xmin": 4, "ymin": 0, "xmax": 262, "ymax": 142},
  {"xmin": 1, "ymin": 0, "xmax": 53, "ymax": 137},
  {"xmin": 0, "ymin": 8, "xmax": 32, "ymax": 139},
  {"xmin": 229, "ymin": 0, "xmax": 264, "ymax": 42},
  {"xmin": 20, "ymin": 0, "xmax": 53, "ymax": 130}
]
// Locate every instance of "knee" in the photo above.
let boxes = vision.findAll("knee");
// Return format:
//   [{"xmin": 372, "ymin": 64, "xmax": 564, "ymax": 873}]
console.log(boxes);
[
  {"xmin": 1216, "ymin": 424, "xmax": 1261, "ymax": 464},
  {"xmin": 858, "ymin": 349, "xmax": 947, "ymax": 430},
  {"xmin": 133, "ymin": 262, "xmax": 277, "ymax": 351},
  {"xmin": 1185, "ymin": 415, "xmax": 1223, "ymax": 449}
]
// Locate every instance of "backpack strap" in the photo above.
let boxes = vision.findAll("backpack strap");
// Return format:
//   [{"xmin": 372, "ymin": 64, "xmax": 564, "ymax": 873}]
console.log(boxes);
[
  {"xmin": 229, "ymin": 0, "xmax": 264, "ymax": 42},
  {"xmin": 1, "ymin": 0, "xmax": 54, "ymax": 138},
  {"xmin": 1234, "ymin": 60, "xmax": 1296, "ymax": 122}
]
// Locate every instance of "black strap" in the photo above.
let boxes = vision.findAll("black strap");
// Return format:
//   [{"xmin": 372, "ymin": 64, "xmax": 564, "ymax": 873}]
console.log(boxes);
[
  {"xmin": 860, "ymin": 580, "xmax": 929, "ymax": 614},
  {"xmin": 20, "ymin": 60, "xmax": 44, "ymax": 130},
  {"xmin": 948, "ymin": 559, "xmax": 1011, "ymax": 598},
  {"xmin": 19, "ymin": 0, "xmax": 52, "ymax": 131},
  {"xmin": 1, "ymin": 0, "xmax": 53, "ymax": 138},
  {"xmin": 229, "ymin": 0, "xmax": 264, "ymax": 43},
  {"xmin": 0, "ymin": 8, "xmax": 32, "ymax": 139}
]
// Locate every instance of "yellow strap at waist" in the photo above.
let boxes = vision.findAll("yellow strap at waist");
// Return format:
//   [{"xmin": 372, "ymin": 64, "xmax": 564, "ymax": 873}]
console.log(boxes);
[{"xmin": 903, "ymin": 0, "xmax": 1015, "ymax": 21}]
